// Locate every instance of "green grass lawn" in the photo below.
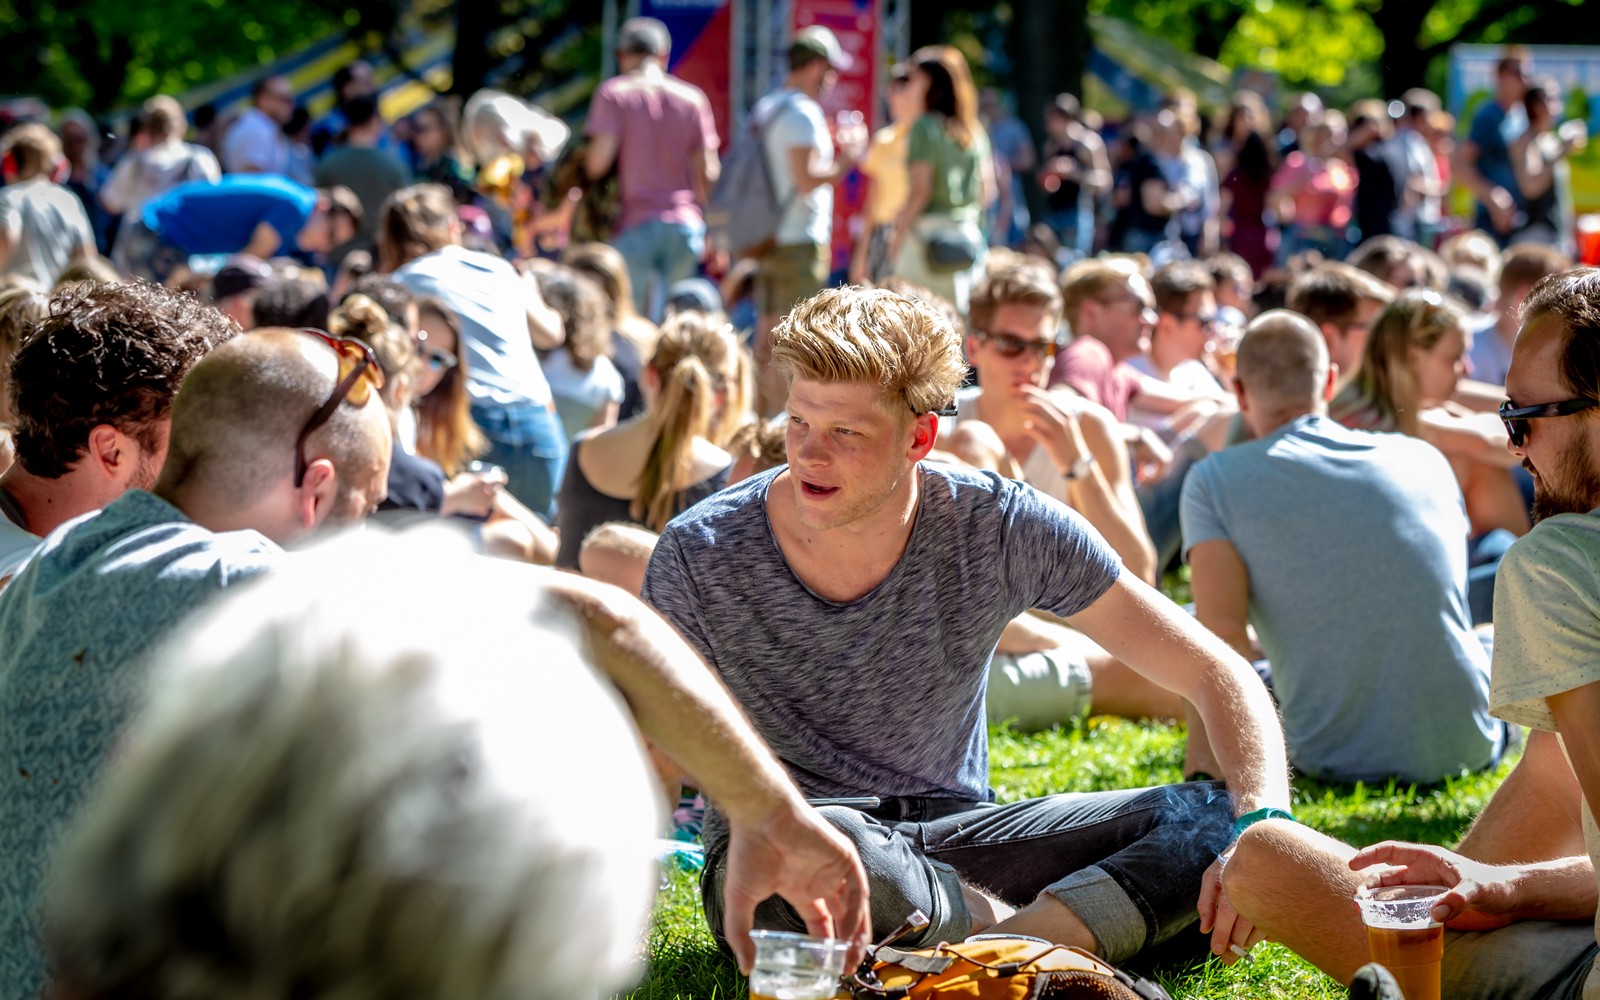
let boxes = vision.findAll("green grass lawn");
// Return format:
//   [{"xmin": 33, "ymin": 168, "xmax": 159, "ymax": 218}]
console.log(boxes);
[{"xmin": 620, "ymin": 717, "xmax": 1517, "ymax": 1000}]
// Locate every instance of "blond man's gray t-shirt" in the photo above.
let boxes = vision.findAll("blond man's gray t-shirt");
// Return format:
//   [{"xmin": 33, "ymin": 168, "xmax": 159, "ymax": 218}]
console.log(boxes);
[{"xmin": 642, "ymin": 464, "xmax": 1121, "ymax": 802}]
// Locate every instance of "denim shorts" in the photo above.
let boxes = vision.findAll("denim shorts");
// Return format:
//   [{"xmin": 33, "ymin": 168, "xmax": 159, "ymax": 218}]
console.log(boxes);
[
  {"xmin": 700, "ymin": 781, "xmax": 1234, "ymax": 964},
  {"xmin": 468, "ymin": 400, "xmax": 567, "ymax": 522}
]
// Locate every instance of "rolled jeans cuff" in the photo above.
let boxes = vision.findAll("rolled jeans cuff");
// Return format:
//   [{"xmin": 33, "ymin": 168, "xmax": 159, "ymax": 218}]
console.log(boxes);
[{"xmin": 1044, "ymin": 864, "xmax": 1148, "ymax": 963}]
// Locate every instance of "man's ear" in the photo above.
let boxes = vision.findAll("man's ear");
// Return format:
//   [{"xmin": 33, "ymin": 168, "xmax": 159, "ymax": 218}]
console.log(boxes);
[
  {"xmin": 297, "ymin": 458, "xmax": 339, "ymax": 530},
  {"xmin": 1324, "ymin": 362, "xmax": 1340, "ymax": 401},
  {"xmin": 910, "ymin": 412, "xmax": 939, "ymax": 459},
  {"xmin": 85, "ymin": 425, "xmax": 135, "ymax": 486}
]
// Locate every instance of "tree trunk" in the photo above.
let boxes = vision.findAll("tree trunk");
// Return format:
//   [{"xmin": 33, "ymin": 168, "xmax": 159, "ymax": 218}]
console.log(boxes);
[
  {"xmin": 908, "ymin": 0, "xmax": 965, "ymax": 52},
  {"xmin": 451, "ymin": 0, "xmax": 502, "ymax": 98},
  {"xmin": 1191, "ymin": 4, "xmax": 1243, "ymax": 62},
  {"xmin": 1372, "ymin": 2, "xmax": 1434, "ymax": 96},
  {"xmin": 1010, "ymin": 0, "xmax": 1089, "ymax": 219}
]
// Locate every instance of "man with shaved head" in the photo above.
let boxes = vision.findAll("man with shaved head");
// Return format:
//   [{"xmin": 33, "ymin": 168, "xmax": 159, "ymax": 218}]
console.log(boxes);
[
  {"xmin": 1178, "ymin": 310, "xmax": 1508, "ymax": 792},
  {"xmin": 0, "ymin": 327, "xmax": 390, "ymax": 995}
]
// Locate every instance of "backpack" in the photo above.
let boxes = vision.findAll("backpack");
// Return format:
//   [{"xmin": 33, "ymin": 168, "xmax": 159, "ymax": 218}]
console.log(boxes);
[
  {"xmin": 707, "ymin": 91, "xmax": 804, "ymax": 259},
  {"xmin": 850, "ymin": 934, "xmax": 1173, "ymax": 1000}
]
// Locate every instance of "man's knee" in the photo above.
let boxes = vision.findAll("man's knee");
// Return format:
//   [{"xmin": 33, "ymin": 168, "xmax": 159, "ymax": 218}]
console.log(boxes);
[{"xmin": 1222, "ymin": 819, "xmax": 1322, "ymax": 919}]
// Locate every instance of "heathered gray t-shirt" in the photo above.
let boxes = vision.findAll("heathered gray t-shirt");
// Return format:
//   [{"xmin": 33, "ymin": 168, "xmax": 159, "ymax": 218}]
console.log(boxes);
[
  {"xmin": 1180, "ymin": 415, "xmax": 1499, "ymax": 784},
  {"xmin": 642, "ymin": 464, "xmax": 1122, "ymax": 803}
]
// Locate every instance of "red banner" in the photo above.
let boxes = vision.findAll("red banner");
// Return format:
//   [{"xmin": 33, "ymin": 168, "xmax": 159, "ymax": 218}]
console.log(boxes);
[
  {"xmin": 641, "ymin": 0, "xmax": 734, "ymax": 153},
  {"xmin": 792, "ymin": 0, "xmax": 882, "ymax": 274}
]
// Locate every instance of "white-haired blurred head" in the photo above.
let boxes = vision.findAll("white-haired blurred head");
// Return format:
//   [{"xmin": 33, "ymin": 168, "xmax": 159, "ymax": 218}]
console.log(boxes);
[
  {"xmin": 44, "ymin": 527, "xmax": 661, "ymax": 1000},
  {"xmin": 461, "ymin": 89, "xmax": 570, "ymax": 166}
]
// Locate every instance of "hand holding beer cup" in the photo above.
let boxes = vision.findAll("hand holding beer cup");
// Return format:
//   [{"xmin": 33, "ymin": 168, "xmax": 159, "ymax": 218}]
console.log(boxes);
[{"xmin": 1350, "ymin": 841, "xmax": 1518, "ymax": 931}]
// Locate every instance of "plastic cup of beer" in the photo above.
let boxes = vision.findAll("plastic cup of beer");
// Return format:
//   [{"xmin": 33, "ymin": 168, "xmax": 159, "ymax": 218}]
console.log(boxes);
[
  {"xmin": 1353, "ymin": 884, "xmax": 1449, "ymax": 1000},
  {"xmin": 747, "ymin": 930, "xmax": 850, "ymax": 1000}
]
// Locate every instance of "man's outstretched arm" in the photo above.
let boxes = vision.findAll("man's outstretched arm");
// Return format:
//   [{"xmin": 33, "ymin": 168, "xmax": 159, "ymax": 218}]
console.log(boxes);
[
  {"xmin": 1069, "ymin": 570, "xmax": 1291, "ymax": 961},
  {"xmin": 1069, "ymin": 570, "xmax": 1290, "ymax": 813},
  {"xmin": 542, "ymin": 571, "xmax": 871, "ymax": 972}
]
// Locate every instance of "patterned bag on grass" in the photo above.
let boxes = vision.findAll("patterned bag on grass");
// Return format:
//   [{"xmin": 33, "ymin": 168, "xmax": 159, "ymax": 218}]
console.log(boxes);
[{"xmin": 850, "ymin": 934, "xmax": 1172, "ymax": 1000}]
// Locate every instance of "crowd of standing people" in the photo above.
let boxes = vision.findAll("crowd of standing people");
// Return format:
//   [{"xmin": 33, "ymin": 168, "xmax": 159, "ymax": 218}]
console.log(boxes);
[{"xmin": 4, "ymin": 19, "xmax": 1600, "ymax": 1000}]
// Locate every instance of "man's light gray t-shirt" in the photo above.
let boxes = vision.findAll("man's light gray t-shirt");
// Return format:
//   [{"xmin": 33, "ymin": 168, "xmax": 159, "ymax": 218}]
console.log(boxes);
[
  {"xmin": 753, "ymin": 87, "xmax": 833, "ymax": 248},
  {"xmin": 0, "ymin": 490, "xmax": 278, "ymax": 996},
  {"xmin": 642, "ymin": 464, "xmax": 1121, "ymax": 803},
  {"xmin": 1180, "ymin": 415, "xmax": 1499, "ymax": 784}
]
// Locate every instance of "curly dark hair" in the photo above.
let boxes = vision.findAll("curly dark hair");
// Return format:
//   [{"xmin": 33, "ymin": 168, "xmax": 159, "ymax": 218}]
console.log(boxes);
[
  {"xmin": 536, "ymin": 266, "xmax": 612, "ymax": 372},
  {"xmin": 8, "ymin": 282, "xmax": 239, "ymax": 478}
]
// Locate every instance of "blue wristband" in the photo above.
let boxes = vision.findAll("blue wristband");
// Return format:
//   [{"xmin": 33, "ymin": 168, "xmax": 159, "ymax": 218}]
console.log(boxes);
[{"xmin": 1233, "ymin": 806, "xmax": 1296, "ymax": 838}]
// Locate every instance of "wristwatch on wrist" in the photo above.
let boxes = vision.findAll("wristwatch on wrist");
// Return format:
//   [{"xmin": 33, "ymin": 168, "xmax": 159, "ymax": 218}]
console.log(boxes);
[{"xmin": 1061, "ymin": 455, "xmax": 1096, "ymax": 481}]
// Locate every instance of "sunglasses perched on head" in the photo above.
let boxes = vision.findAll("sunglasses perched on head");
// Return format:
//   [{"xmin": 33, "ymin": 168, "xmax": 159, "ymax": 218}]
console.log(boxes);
[
  {"xmin": 973, "ymin": 329, "xmax": 1061, "ymax": 360},
  {"xmin": 1498, "ymin": 397, "xmax": 1597, "ymax": 448},
  {"xmin": 294, "ymin": 329, "xmax": 384, "ymax": 487}
]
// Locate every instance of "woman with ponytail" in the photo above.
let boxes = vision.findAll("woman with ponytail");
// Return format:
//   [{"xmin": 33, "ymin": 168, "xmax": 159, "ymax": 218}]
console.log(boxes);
[{"xmin": 555, "ymin": 312, "xmax": 745, "ymax": 568}]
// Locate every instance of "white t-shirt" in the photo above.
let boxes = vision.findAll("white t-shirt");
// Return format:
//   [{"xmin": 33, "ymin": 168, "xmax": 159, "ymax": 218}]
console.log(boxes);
[
  {"xmin": 954, "ymin": 387, "xmax": 1086, "ymax": 507},
  {"xmin": 754, "ymin": 88, "xmax": 833, "ymax": 248},
  {"xmin": 542, "ymin": 349, "xmax": 624, "ymax": 443},
  {"xmin": 0, "ymin": 179, "xmax": 94, "ymax": 288},
  {"xmin": 220, "ymin": 107, "xmax": 290, "ymax": 176},
  {"xmin": 1125, "ymin": 355, "xmax": 1224, "ymax": 430},
  {"xmin": 393, "ymin": 245, "xmax": 553, "ymax": 409},
  {"xmin": 100, "ymin": 140, "xmax": 220, "ymax": 217}
]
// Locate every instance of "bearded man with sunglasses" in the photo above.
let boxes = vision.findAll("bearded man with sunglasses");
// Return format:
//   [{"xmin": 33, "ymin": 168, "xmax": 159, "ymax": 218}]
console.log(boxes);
[
  {"xmin": 0, "ymin": 326, "xmax": 391, "ymax": 997},
  {"xmin": 1213, "ymin": 268, "xmax": 1600, "ymax": 1000}
]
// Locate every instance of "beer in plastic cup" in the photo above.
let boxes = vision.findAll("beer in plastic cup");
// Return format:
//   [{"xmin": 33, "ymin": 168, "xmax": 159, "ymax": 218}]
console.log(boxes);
[
  {"xmin": 1353, "ymin": 884, "xmax": 1449, "ymax": 1000},
  {"xmin": 747, "ymin": 930, "xmax": 850, "ymax": 1000}
]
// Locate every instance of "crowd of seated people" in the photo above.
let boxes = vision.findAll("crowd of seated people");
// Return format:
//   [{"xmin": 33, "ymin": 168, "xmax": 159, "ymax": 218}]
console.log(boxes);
[{"xmin": 7, "ymin": 30, "xmax": 1600, "ymax": 1000}]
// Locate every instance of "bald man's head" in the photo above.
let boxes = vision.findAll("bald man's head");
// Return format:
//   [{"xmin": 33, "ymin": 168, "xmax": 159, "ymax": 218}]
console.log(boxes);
[
  {"xmin": 1236, "ymin": 310, "xmax": 1332, "ymax": 431},
  {"xmin": 157, "ymin": 329, "xmax": 390, "ymax": 533}
]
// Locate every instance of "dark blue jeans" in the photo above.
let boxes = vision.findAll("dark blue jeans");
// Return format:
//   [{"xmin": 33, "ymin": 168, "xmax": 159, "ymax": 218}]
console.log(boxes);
[
  {"xmin": 701, "ymin": 782, "xmax": 1233, "ymax": 964},
  {"xmin": 469, "ymin": 400, "xmax": 566, "ymax": 522}
]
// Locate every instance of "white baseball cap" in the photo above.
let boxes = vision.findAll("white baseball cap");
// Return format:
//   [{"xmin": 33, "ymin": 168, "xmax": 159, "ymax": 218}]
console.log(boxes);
[{"xmin": 793, "ymin": 25, "xmax": 853, "ymax": 72}]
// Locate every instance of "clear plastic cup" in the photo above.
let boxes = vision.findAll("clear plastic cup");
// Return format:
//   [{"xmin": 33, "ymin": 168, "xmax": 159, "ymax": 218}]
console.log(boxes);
[
  {"xmin": 1353, "ymin": 884, "xmax": 1449, "ymax": 1000},
  {"xmin": 747, "ymin": 930, "xmax": 849, "ymax": 1000}
]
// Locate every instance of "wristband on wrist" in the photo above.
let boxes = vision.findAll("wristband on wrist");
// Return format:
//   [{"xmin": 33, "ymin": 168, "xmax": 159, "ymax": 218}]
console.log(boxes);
[{"xmin": 1233, "ymin": 806, "xmax": 1296, "ymax": 838}]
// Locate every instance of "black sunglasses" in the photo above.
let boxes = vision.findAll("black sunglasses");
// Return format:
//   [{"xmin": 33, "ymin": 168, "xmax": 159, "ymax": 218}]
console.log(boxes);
[
  {"xmin": 974, "ymin": 329, "xmax": 1061, "ymax": 361},
  {"xmin": 1498, "ymin": 397, "xmax": 1597, "ymax": 448},
  {"xmin": 294, "ymin": 329, "xmax": 384, "ymax": 487},
  {"xmin": 1177, "ymin": 310, "xmax": 1218, "ymax": 329}
]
